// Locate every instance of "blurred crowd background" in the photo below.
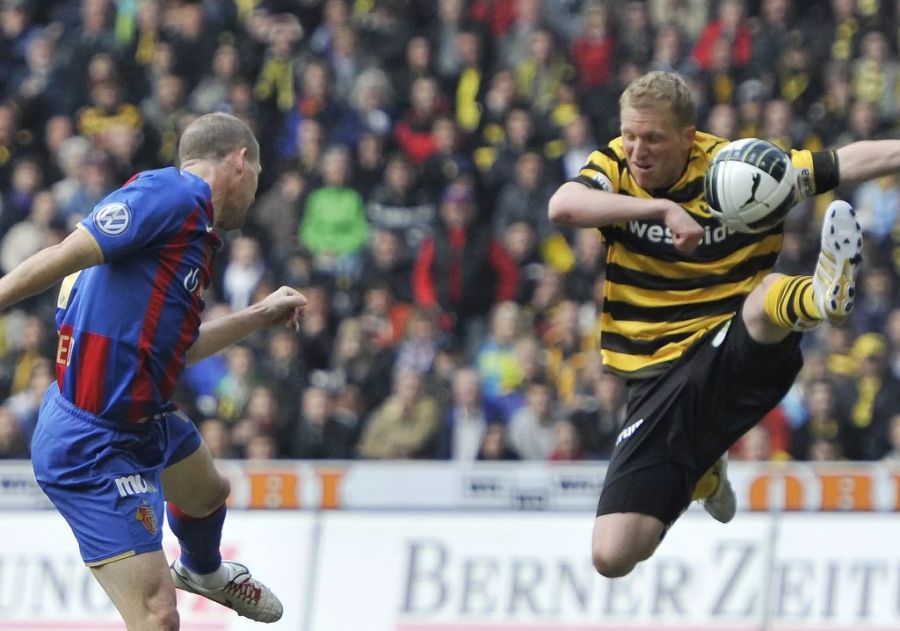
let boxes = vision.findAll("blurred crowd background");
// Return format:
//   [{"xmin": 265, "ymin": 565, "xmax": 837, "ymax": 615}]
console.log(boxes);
[{"xmin": 0, "ymin": 0, "xmax": 897, "ymax": 465}]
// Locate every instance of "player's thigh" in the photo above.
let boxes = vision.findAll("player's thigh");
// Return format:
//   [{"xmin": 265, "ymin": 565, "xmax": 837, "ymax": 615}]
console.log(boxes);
[
  {"xmin": 91, "ymin": 549, "xmax": 178, "ymax": 629},
  {"xmin": 162, "ymin": 440, "xmax": 229, "ymax": 516},
  {"xmin": 593, "ymin": 460, "xmax": 690, "ymax": 577},
  {"xmin": 689, "ymin": 313, "xmax": 802, "ymax": 466}
]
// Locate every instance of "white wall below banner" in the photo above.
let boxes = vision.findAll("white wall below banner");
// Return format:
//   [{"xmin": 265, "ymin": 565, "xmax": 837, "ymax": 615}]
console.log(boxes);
[
  {"xmin": 3, "ymin": 511, "xmax": 899, "ymax": 631},
  {"xmin": 311, "ymin": 512, "xmax": 900, "ymax": 631},
  {"xmin": 0, "ymin": 512, "xmax": 313, "ymax": 631}
]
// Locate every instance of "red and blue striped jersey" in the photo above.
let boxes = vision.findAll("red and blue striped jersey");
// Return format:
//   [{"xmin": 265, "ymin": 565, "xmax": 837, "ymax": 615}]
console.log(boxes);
[{"xmin": 54, "ymin": 167, "xmax": 221, "ymax": 422}]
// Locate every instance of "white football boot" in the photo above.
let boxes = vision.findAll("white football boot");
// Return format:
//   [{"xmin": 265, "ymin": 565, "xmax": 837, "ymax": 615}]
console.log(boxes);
[
  {"xmin": 171, "ymin": 560, "xmax": 284, "ymax": 623},
  {"xmin": 811, "ymin": 200, "xmax": 863, "ymax": 326}
]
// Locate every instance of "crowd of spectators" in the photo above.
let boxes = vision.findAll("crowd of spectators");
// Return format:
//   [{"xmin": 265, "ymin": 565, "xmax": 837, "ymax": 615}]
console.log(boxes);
[{"xmin": 0, "ymin": 0, "xmax": 897, "ymax": 465}]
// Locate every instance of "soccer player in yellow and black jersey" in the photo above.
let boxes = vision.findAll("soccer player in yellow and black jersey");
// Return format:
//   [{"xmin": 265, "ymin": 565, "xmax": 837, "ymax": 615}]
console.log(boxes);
[{"xmin": 549, "ymin": 70, "xmax": 900, "ymax": 579}]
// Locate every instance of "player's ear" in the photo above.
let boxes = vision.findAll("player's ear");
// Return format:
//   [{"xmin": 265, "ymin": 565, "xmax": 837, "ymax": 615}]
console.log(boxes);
[
  {"xmin": 232, "ymin": 147, "xmax": 249, "ymax": 176},
  {"xmin": 683, "ymin": 124, "xmax": 696, "ymax": 145}
]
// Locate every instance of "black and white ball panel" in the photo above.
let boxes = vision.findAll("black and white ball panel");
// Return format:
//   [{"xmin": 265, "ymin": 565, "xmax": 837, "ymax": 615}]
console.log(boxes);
[{"xmin": 704, "ymin": 138, "xmax": 797, "ymax": 233}]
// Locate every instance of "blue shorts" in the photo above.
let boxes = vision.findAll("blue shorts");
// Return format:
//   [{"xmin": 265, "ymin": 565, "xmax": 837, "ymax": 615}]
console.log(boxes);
[{"xmin": 31, "ymin": 385, "xmax": 202, "ymax": 566}]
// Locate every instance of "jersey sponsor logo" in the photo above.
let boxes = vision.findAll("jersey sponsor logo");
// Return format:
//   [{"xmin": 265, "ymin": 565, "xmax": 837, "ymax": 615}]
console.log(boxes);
[
  {"xmin": 115, "ymin": 474, "xmax": 158, "ymax": 497},
  {"xmin": 183, "ymin": 267, "xmax": 201, "ymax": 294},
  {"xmin": 135, "ymin": 501, "xmax": 158, "ymax": 534},
  {"xmin": 55, "ymin": 334, "xmax": 73, "ymax": 367},
  {"xmin": 616, "ymin": 418, "xmax": 644, "ymax": 446},
  {"xmin": 94, "ymin": 202, "xmax": 131, "ymax": 236},
  {"xmin": 625, "ymin": 219, "xmax": 734, "ymax": 246}
]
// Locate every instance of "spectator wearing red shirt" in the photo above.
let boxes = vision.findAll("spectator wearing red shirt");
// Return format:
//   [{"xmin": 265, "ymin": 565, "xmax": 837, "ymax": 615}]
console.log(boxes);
[
  {"xmin": 413, "ymin": 182, "xmax": 519, "ymax": 354},
  {"xmin": 691, "ymin": 0, "xmax": 752, "ymax": 71},
  {"xmin": 571, "ymin": 2, "xmax": 614, "ymax": 89},
  {"xmin": 394, "ymin": 76, "xmax": 447, "ymax": 164}
]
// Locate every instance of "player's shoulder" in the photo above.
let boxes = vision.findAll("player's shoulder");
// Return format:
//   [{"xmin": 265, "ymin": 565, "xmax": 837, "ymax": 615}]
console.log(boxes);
[
  {"xmin": 694, "ymin": 131, "xmax": 730, "ymax": 160},
  {"xmin": 114, "ymin": 167, "xmax": 209, "ymax": 211},
  {"xmin": 606, "ymin": 136, "xmax": 626, "ymax": 157},
  {"xmin": 586, "ymin": 138, "xmax": 626, "ymax": 167},
  {"xmin": 123, "ymin": 167, "xmax": 202, "ymax": 195}
]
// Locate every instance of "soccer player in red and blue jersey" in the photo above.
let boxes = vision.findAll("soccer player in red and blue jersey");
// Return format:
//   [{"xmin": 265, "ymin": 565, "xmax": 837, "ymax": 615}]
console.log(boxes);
[{"xmin": 0, "ymin": 113, "xmax": 305, "ymax": 628}]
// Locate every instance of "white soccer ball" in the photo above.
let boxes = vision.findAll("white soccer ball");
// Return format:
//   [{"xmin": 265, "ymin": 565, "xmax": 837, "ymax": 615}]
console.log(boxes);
[{"xmin": 704, "ymin": 138, "xmax": 798, "ymax": 233}]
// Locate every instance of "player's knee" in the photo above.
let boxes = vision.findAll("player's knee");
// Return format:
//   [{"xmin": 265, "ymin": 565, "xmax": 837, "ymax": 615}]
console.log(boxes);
[
  {"xmin": 182, "ymin": 475, "xmax": 230, "ymax": 518},
  {"xmin": 153, "ymin": 610, "xmax": 179, "ymax": 631},
  {"xmin": 215, "ymin": 474, "xmax": 231, "ymax": 505},
  {"xmin": 147, "ymin": 607, "xmax": 179, "ymax": 631},
  {"xmin": 591, "ymin": 521, "xmax": 660, "ymax": 579},
  {"xmin": 760, "ymin": 273, "xmax": 783, "ymax": 290},
  {"xmin": 748, "ymin": 273, "xmax": 782, "ymax": 310},
  {"xmin": 142, "ymin": 586, "xmax": 180, "ymax": 631},
  {"xmin": 198, "ymin": 476, "xmax": 230, "ymax": 516},
  {"xmin": 591, "ymin": 541, "xmax": 637, "ymax": 578}
]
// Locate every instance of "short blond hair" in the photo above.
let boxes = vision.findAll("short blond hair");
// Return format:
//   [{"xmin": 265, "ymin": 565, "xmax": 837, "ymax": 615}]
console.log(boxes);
[
  {"xmin": 178, "ymin": 112, "xmax": 259, "ymax": 165},
  {"xmin": 620, "ymin": 71, "xmax": 696, "ymax": 128}
]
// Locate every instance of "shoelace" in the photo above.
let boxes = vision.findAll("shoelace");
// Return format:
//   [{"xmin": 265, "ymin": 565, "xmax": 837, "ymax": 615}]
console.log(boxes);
[{"xmin": 224, "ymin": 577, "xmax": 262, "ymax": 605}]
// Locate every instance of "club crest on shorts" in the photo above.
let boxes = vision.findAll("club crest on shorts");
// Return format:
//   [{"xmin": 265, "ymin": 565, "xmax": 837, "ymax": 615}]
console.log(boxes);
[
  {"xmin": 94, "ymin": 202, "xmax": 131, "ymax": 236},
  {"xmin": 136, "ymin": 502, "xmax": 158, "ymax": 534}
]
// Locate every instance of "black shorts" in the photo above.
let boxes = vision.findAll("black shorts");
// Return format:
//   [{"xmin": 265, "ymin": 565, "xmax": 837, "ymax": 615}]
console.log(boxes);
[{"xmin": 596, "ymin": 311, "xmax": 803, "ymax": 526}]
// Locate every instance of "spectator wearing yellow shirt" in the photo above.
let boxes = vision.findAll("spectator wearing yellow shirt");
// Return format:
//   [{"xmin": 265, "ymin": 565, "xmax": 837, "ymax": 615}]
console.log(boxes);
[{"xmin": 76, "ymin": 79, "xmax": 141, "ymax": 140}]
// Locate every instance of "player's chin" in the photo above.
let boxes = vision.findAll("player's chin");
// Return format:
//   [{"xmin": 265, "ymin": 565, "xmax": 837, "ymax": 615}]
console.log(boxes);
[{"xmin": 631, "ymin": 167, "xmax": 656, "ymax": 189}]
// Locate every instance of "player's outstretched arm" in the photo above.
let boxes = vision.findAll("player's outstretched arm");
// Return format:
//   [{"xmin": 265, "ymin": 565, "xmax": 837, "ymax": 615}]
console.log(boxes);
[
  {"xmin": 548, "ymin": 182, "xmax": 704, "ymax": 253},
  {"xmin": 835, "ymin": 139, "xmax": 900, "ymax": 186},
  {"xmin": 0, "ymin": 228, "xmax": 102, "ymax": 312},
  {"xmin": 185, "ymin": 286, "xmax": 307, "ymax": 365},
  {"xmin": 548, "ymin": 182, "xmax": 676, "ymax": 228}
]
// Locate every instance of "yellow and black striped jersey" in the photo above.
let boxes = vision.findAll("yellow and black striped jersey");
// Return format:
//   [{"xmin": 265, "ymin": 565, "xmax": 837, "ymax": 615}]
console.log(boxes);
[{"xmin": 574, "ymin": 130, "xmax": 839, "ymax": 378}]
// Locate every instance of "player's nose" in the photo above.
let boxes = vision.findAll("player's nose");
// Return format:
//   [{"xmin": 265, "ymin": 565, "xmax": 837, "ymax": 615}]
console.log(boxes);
[{"xmin": 632, "ymin": 139, "xmax": 648, "ymax": 158}]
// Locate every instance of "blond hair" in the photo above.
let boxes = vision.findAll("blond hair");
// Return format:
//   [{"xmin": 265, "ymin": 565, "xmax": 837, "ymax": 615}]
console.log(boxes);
[
  {"xmin": 620, "ymin": 71, "xmax": 696, "ymax": 128},
  {"xmin": 178, "ymin": 112, "xmax": 259, "ymax": 165}
]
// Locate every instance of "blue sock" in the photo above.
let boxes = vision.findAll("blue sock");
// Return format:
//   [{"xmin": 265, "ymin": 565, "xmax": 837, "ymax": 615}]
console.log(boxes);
[{"xmin": 166, "ymin": 502, "xmax": 226, "ymax": 574}]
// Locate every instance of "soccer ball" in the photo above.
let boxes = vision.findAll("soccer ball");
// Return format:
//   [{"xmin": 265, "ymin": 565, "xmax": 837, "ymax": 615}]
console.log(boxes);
[{"xmin": 704, "ymin": 138, "xmax": 798, "ymax": 233}]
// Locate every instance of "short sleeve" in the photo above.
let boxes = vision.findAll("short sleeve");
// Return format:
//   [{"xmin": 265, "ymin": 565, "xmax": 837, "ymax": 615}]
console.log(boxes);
[
  {"xmin": 78, "ymin": 176, "xmax": 193, "ymax": 262},
  {"xmin": 571, "ymin": 147, "xmax": 623, "ymax": 193}
]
